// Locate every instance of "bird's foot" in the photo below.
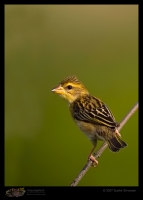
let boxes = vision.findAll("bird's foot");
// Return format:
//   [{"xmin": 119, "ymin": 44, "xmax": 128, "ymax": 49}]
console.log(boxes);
[{"xmin": 88, "ymin": 155, "xmax": 98, "ymax": 167}]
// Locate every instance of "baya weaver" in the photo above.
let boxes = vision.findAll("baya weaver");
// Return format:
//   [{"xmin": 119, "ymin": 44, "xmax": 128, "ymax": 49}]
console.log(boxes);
[{"xmin": 51, "ymin": 76, "xmax": 127, "ymax": 165}]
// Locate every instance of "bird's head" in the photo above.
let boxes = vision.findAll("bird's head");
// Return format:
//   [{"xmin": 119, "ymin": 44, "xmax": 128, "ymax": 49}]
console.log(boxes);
[{"xmin": 51, "ymin": 75, "xmax": 89, "ymax": 103}]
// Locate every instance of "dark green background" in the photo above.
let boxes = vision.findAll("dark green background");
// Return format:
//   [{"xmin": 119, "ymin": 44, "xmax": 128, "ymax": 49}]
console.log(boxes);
[{"xmin": 5, "ymin": 5, "xmax": 138, "ymax": 186}]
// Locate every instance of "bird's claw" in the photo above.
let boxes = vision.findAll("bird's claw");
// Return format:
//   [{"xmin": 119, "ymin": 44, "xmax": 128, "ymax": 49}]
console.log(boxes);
[{"xmin": 88, "ymin": 155, "xmax": 98, "ymax": 167}]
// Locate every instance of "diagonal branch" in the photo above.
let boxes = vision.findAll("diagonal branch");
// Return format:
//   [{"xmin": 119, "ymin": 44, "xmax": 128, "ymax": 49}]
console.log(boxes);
[{"xmin": 70, "ymin": 102, "xmax": 138, "ymax": 186}]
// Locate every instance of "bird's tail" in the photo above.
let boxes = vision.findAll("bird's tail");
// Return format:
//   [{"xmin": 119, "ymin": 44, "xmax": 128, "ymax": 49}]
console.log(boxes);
[{"xmin": 107, "ymin": 134, "xmax": 127, "ymax": 152}]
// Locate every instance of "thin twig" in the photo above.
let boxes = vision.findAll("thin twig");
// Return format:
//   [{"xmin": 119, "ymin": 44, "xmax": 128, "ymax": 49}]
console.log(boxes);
[{"xmin": 70, "ymin": 102, "xmax": 138, "ymax": 186}]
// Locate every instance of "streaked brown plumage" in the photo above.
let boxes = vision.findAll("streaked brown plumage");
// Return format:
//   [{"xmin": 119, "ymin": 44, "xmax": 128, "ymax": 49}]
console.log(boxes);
[{"xmin": 51, "ymin": 75, "xmax": 127, "ymax": 165}]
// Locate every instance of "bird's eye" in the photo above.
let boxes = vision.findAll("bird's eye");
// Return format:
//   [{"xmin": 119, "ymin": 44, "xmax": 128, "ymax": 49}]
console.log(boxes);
[{"xmin": 67, "ymin": 85, "xmax": 73, "ymax": 90}]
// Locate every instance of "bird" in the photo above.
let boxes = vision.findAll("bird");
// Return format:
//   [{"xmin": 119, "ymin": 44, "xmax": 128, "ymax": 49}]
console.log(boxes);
[{"xmin": 51, "ymin": 75, "xmax": 127, "ymax": 165}]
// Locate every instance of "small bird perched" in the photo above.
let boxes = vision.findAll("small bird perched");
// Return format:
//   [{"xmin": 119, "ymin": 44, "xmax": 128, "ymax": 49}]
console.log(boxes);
[{"xmin": 51, "ymin": 75, "xmax": 127, "ymax": 165}]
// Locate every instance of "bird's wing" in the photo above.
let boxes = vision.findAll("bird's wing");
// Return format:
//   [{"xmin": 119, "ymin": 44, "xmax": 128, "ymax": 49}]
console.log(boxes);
[{"xmin": 73, "ymin": 96, "xmax": 118, "ymax": 129}]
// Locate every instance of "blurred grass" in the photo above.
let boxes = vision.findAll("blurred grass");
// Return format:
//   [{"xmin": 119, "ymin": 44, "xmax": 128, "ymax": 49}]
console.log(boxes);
[{"xmin": 5, "ymin": 5, "xmax": 138, "ymax": 186}]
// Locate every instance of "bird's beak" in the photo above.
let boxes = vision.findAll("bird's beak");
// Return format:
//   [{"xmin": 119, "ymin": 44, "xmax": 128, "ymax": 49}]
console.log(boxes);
[{"xmin": 51, "ymin": 85, "xmax": 64, "ymax": 94}]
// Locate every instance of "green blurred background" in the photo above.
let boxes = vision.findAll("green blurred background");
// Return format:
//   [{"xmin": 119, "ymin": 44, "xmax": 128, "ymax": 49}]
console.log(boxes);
[{"xmin": 5, "ymin": 5, "xmax": 138, "ymax": 186}]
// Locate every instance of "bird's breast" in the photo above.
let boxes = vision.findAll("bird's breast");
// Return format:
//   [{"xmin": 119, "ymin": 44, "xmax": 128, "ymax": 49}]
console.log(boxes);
[{"xmin": 74, "ymin": 119, "xmax": 105, "ymax": 141}]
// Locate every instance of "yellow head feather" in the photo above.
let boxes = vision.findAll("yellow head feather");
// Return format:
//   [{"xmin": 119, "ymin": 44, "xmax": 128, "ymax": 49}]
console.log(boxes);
[{"xmin": 52, "ymin": 76, "xmax": 89, "ymax": 103}]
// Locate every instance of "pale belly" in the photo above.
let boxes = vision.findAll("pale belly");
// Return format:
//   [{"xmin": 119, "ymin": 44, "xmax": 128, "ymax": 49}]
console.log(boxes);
[{"xmin": 74, "ymin": 119, "xmax": 106, "ymax": 142}]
